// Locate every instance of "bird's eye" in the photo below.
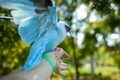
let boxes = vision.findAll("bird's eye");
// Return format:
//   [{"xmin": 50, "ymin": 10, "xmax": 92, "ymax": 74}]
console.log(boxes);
[{"xmin": 65, "ymin": 25, "xmax": 71, "ymax": 32}]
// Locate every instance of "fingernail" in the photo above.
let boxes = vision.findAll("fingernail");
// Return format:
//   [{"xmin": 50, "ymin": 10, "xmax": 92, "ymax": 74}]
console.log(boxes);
[
  {"xmin": 54, "ymin": 47, "xmax": 61, "ymax": 51},
  {"xmin": 63, "ymin": 53, "xmax": 68, "ymax": 58}
]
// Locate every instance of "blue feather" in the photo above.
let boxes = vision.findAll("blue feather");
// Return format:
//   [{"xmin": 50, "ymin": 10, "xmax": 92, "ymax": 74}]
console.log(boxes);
[{"xmin": 0, "ymin": 0, "xmax": 67, "ymax": 70}]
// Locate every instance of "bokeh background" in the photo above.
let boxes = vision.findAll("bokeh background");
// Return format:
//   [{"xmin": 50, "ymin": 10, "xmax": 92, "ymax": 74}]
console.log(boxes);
[{"xmin": 0, "ymin": 0, "xmax": 120, "ymax": 80}]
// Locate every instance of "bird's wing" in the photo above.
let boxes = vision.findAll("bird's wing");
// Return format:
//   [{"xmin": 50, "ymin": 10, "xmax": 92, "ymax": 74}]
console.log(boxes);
[
  {"xmin": 0, "ymin": 0, "xmax": 57, "ymax": 45},
  {"xmin": 23, "ymin": 36, "xmax": 49, "ymax": 70}
]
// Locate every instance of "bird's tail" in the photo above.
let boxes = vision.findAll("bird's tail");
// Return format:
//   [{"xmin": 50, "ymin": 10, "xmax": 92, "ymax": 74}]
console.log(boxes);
[
  {"xmin": 0, "ymin": 16, "xmax": 13, "ymax": 20},
  {"xmin": 0, "ymin": 16, "xmax": 14, "ymax": 22}
]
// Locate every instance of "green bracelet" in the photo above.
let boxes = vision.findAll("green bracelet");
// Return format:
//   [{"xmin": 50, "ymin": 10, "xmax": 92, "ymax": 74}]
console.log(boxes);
[{"xmin": 42, "ymin": 54, "xmax": 56, "ymax": 72}]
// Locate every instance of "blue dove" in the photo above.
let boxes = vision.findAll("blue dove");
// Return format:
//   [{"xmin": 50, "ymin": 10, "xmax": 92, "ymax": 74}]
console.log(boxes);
[{"xmin": 0, "ymin": 0, "xmax": 71, "ymax": 70}]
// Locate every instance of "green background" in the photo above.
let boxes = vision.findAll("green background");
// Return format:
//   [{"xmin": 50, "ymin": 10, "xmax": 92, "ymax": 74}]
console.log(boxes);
[{"xmin": 0, "ymin": 0, "xmax": 120, "ymax": 80}]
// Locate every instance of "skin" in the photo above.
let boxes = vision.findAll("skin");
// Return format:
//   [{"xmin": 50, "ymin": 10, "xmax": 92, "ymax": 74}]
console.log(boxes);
[{"xmin": 0, "ymin": 48, "xmax": 69, "ymax": 80}]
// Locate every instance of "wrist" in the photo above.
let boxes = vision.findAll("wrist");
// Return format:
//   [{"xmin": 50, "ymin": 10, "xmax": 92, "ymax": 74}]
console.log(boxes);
[{"xmin": 42, "ymin": 52, "xmax": 57, "ymax": 72}]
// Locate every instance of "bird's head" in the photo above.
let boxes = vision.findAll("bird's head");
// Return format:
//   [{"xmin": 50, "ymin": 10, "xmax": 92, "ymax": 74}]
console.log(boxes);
[{"xmin": 58, "ymin": 21, "xmax": 71, "ymax": 33}]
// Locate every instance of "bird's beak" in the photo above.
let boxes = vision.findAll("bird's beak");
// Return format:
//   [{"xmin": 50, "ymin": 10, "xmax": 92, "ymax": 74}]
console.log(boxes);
[
  {"xmin": 65, "ymin": 25, "xmax": 74, "ymax": 37},
  {"xmin": 65, "ymin": 25, "xmax": 71, "ymax": 33}
]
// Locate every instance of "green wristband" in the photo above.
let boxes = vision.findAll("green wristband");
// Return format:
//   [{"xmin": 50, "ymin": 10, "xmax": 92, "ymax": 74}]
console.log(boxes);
[{"xmin": 42, "ymin": 54, "xmax": 56, "ymax": 72}]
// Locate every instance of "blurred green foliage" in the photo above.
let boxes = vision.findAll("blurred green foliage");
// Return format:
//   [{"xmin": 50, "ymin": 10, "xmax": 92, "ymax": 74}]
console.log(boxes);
[
  {"xmin": 0, "ymin": 0, "xmax": 120, "ymax": 80},
  {"xmin": 0, "ymin": 8, "xmax": 30, "ymax": 75}
]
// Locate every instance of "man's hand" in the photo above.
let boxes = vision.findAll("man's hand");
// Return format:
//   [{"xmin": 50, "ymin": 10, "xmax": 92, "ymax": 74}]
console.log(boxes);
[{"xmin": 54, "ymin": 48, "xmax": 69, "ymax": 76}]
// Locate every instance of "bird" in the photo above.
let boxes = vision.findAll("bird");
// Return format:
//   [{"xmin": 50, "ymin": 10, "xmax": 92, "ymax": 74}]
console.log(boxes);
[{"xmin": 0, "ymin": 0, "xmax": 71, "ymax": 70}]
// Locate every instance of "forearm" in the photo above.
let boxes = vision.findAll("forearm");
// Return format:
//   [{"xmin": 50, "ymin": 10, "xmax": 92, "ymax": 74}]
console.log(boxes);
[
  {"xmin": 0, "ymin": 49, "xmax": 69, "ymax": 80},
  {"xmin": 0, "ymin": 53, "xmax": 56, "ymax": 80}
]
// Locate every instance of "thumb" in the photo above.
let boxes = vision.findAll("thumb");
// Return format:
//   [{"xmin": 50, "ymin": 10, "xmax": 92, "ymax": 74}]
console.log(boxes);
[{"xmin": 55, "ymin": 48, "xmax": 69, "ymax": 58}]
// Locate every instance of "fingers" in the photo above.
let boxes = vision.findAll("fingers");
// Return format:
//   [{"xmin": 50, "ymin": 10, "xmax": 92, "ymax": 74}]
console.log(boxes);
[
  {"xmin": 60, "ymin": 63, "xmax": 69, "ymax": 70},
  {"xmin": 59, "ymin": 60, "xmax": 69, "ymax": 70},
  {"xmin": 55, "ymin": 48, "xmax": 69, "ymax": 58},
  {"xmin": 55, "ymin": 59, "xmax": 69, "ymax": 76},
  {"xmin": 54, "ymin": 47, "xmax": 61, "ymax": 52},
  {"xmin": 57, "ymin": 71, "xmax": 67, "ymax": 76},
  {"xmin": 54, "ymin": 48, "xmax": 69, "ymax": 76},
  {"xmin": 55, "ymin": 63, "xmax": 69, "ymax": 76}
]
